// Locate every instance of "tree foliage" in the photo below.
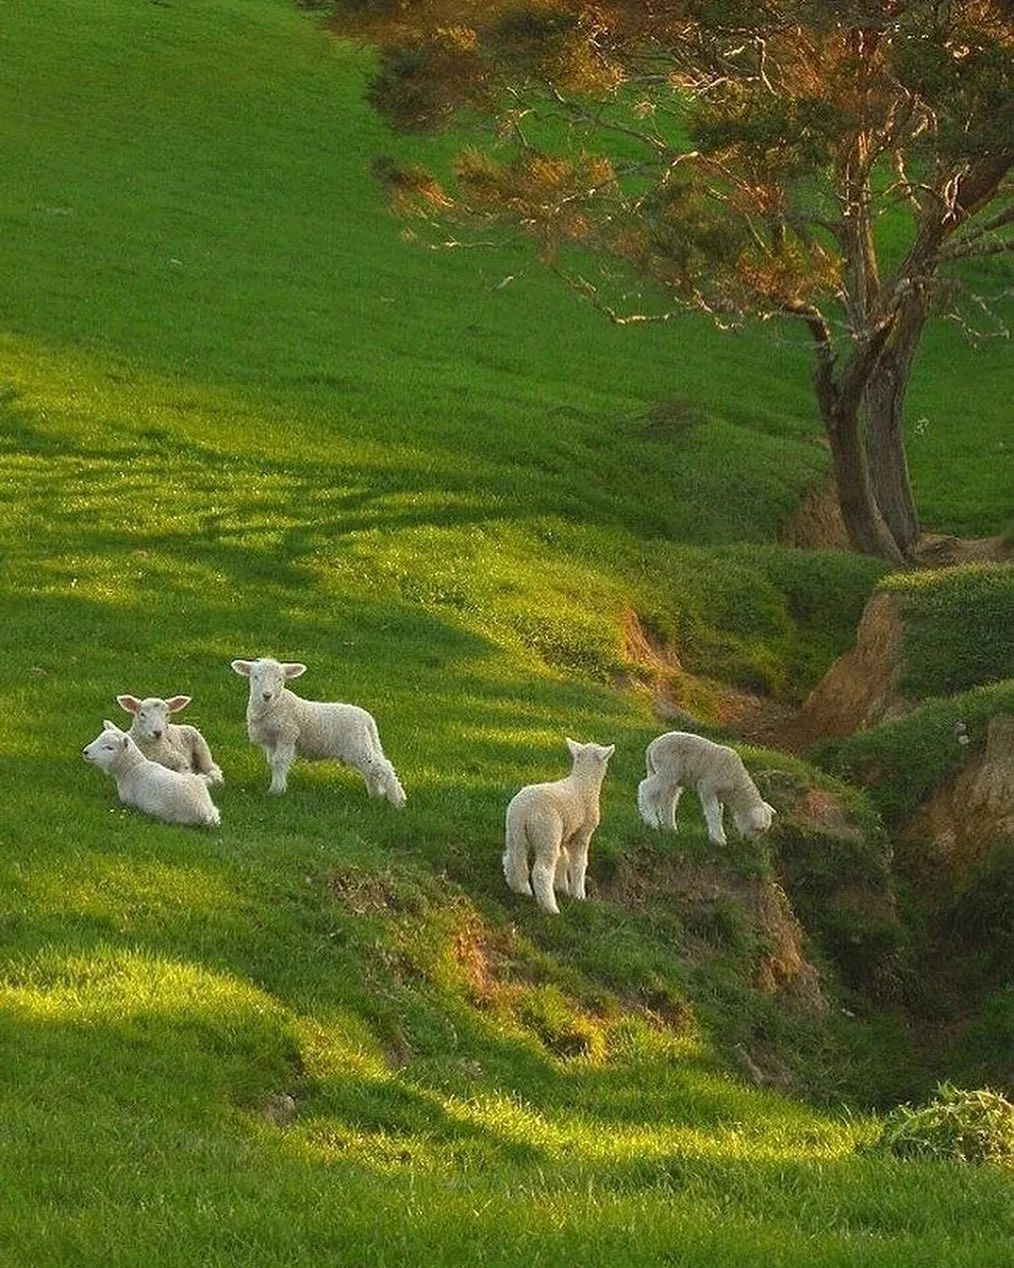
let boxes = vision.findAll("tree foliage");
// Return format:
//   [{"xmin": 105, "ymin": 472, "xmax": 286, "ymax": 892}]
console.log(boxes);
[{"xmin": 335, "ymin": 0, "xmax": 1013, "ymax": 559}]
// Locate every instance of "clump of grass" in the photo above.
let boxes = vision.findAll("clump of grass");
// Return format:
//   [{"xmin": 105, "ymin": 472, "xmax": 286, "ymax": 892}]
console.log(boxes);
[
  {"xmin": 513, "ymin": 984, "xmax": 607, "ymax": 1061},
  {"xmin": 947, "ymin": 843, "xmax": 1014, "ymax": 968},
  {"xmin": 818, "ymin": 679, "xmax": 1014, "ymax": 825},
  {"xmin": 881, "ymin": 565, "xmax": 1014, "ymax": 699},
  {"xmin": 873, "ymin": 1084, "xmax": 1014, "ymax": 1167}
]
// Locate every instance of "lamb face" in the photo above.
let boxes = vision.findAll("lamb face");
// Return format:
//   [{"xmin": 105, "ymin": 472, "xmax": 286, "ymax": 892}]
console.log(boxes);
[
  {"xmin": 82, "ymin": 723, "xmax": 133, "ymax": 772},
  {"xmin": 117, "ymin": 694, "xmax": 191, "ymax": 744},
  {"xmin": 734, "ymin": 800, "xmax": 777, "ymax": 839},
  {"xmin": 231, "ymin": 657, "xmax": 306, "ymax": 711}
]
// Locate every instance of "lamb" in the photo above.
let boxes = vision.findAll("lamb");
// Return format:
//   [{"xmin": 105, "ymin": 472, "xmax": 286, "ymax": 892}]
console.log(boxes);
[
  {"xmin": 116, "ymin": 693, "xmax": 223, "ymax": 785},
  {"xmin": 230, "ymin": 657, "xmax": 406, "ymax": 806},
  {"xmin": 637, "ymin": 731, "xmax": 775, "ymax": 846},
  {"xmin": 503, "ymin": 737, "xmax": 615, "ymax": 915},
  {"xmin": 82, "ymin": 721, "xmax": 221, "ymax": 827}
]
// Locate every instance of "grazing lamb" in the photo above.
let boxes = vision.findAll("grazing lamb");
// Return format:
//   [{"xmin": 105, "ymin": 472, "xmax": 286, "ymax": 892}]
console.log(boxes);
[
  {"xmin": 82, "ymin": 722, "xmax": 221, "ymax": 827},
  {"xmin": 503, "ymin": 737, "xmax": 615, "ymax": 915},
  {"xmin": 230, "ymin": 657, "xmax": 406, "ymax": 806},
  {"xmin": 638, "ymin": 731, "xmax": 775, "ymax": 846},
  {"xmin": 116, "ymin": 693, "xmax": 223, "ymax": 785}
]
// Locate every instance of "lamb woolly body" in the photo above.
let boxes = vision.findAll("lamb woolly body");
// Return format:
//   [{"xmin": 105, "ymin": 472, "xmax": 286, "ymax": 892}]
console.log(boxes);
[
  {"xmin": 231, "ymin": 657, "xmax": 406, "ymax": 807},
  {"xmin": 503, "ymin": 737, "xmax": 615, "ymax": 915},
  {"xmin": 638, "ymin": 731, "xmax": 775, "ymax": 846},
  {"xmin": 82, "ymin": 722, "xmax": 221, "ymax": 827},
  {"xmin": 116, "ymin": 693, "xmax": 223, "ymax": 785}
]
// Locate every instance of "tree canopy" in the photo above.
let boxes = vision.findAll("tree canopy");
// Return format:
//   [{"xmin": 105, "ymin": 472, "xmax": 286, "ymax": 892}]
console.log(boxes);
[{"xmin": 335, "ymin": 1, "xmax": 1013, "ymax": 560}]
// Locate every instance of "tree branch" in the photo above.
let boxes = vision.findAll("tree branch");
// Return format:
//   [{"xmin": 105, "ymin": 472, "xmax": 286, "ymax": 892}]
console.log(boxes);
[
  {"xmin": 940, "ymin": 236, "xmax": 1014, "ymax": 262},
  {"xmin": 552, "ymin": 268, "xmax": 687, "ymax": 325}
]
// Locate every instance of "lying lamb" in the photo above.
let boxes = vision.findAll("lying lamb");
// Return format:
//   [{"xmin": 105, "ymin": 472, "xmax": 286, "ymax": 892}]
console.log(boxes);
[
  {"xmin": 231, "ymin": 657, "xmax": 406, "ymax": 806},
  {"xmin": 503, "ymin": 737, "xmax": 614, "ymax": 915},
  {"xmin": 83, "ymin": 721, "xmax": 221, "ymax": 827},
  {"xmin": 116, "ymin": 693, "xmax": 223, "ymax": 784},
  {"xmin": 638, "ymin": 731, "xmax": 775, "ymax": 846}
]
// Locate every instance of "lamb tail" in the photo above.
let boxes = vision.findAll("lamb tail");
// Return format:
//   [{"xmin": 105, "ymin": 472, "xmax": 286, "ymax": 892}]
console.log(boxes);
[
  {"xmin": 503, "ymin": 809, "xmax": 532, "ymax": 896},
  {"xmin": 638, "ymin": 775, "xmax": 663, "ymax": 829}
]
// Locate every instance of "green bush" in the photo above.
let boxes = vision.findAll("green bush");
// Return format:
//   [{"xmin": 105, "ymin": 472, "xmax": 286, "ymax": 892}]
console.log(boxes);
[{"xmin": 874, "ymin": 1083, "xmax": 1014, "ymax": 1167}]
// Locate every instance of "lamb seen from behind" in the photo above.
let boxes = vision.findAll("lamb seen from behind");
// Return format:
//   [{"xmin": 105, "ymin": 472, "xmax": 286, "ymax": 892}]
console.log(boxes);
[
  {"xmin": 231, "ymin": 657, "xmax": 406, "ymax": 807},
  {"xmin": 82, "ymin": 721, "xmax": 221, "ymax": 827},
  {"xmin": 116, "ymin": 693, "xmax": 223, "ymax": 784},
  {"xmin": 504, "ymin": 737, "xmax": 615, "ymax": 915},
  {"xmin": 638, "ymin": 731, "xmax": 775, "ymax": 846}
]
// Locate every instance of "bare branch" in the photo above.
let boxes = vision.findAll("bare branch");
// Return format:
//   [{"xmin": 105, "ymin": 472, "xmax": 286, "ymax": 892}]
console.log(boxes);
[
  {"xmin": 940, "ymin": 236, "xmax": 1014, "ymax": 262},
  {"xmin": 548, "ymin": 87, "xmax": 673, "ymax": 155},
  {"xmin": 940, "ymin": 204, "xmax": 1014, "ymax": 259},
  {"xmin": 781, "ymin": 299, "xmax": 838, "ymax": 413},
  {"xmin": 552, "ymin": 268, "xmax": 687, "ymax": 325}
]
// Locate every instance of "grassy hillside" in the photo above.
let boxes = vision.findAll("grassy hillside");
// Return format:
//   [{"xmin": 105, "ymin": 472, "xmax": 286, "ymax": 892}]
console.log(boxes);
[{"xmin": 1, "ymin": 0, "xmax": 1011, "ymax": 1263}]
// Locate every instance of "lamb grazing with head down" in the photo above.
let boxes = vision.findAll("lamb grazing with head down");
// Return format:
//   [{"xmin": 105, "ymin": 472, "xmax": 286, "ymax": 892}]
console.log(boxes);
[
  {"xmin": 638, "ymin": 731, "xmax": 775, "ymax": 846},
  {"xmin": 82, "ymin": 722, "xmax": 221, "ymax": 827},
  {"xmin": 230, "ymin": 657, "xmax": 406, "ymax": 807},
  {"xmin": 503, "ymin": 737, "xmax": 615, "ymax": 915},
  {"xmin": 116, "ymin": 694, "xmax": 223, "ymax": 785}
]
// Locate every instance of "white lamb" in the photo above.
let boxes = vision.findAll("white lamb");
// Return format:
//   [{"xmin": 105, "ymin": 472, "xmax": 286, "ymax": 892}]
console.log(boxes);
[
  {"xmin": 116, "ymin": 693, "xmax": 223, "ymax": 785},
  {"xmin": 82, "ymin": 721, "xmax": 221, "ymax": 827},
  {"xmin": 230, "ymin": 657, "xmax": 406, "ymax": 806},
  {"xmin": 638, "ymin": 731, "xmax": 775, "ymax": 846},
  {"xmin": 503, "ymin": 737, "xmax": 615, "ymax": 915}
]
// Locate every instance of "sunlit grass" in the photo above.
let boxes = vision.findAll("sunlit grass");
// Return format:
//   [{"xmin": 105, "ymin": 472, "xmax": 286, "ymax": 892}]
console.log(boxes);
[{"xmin": 1, "ymin": 0, "xmax": 1011, "ymax": 1262}]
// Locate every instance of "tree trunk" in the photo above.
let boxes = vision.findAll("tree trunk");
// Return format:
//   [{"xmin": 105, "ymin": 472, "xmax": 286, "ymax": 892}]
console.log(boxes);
[
  {"xmin": 805, "ymin": 310, "xmax": 906, "ymax": 562},
  {"xmin": 825, "ymin": 401, "xmax": 906, "ymax": 562},
  {"xmin": 863, "ymin": 300, "xmax": 927, "ymax": 557}
]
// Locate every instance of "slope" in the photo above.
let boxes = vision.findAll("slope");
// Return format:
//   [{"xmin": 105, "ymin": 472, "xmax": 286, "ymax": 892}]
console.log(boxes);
[{"xmin": 0, "ymin": 0, "xmax": 1011, "ymax": 1264}]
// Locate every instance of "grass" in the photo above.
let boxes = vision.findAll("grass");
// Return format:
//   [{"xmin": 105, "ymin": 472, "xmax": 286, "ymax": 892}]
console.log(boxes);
[
  {"xmin": 1, "ymin": 0, "xmax": 1012, "ymax": 1262},
  {"xmin": 880, "ymin": 566, "xmax": 1014, "ymax": 699},
  {"xmin": 819, "ymin": 679, "xmax": 1014, "ymax": 827}
]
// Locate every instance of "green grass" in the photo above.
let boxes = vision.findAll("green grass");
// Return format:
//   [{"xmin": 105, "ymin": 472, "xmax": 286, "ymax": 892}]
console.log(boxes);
[
  {"xmin": 1, "ymin": 0, "xmax": 1012, "ymax": 1262},
  {"xmin": 881, "ymin": 566, "xmax": 1014, "ymax": 699},
  {"xmin": 819, "ymin": 680, "xmax": 1014, "ymax": 827}
]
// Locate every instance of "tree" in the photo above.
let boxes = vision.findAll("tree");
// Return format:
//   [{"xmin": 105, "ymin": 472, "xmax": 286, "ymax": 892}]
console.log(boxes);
[{"xmin": 335, "ymin": 1, "xmax": 1013, "ymax": 561}]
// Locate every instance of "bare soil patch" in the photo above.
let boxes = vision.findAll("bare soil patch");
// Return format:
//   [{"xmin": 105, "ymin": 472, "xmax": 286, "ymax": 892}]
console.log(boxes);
[
  {"xmin": 903, "ymin": 713, "xmax": 1014, "ymax": 882},
  {"xmin": 796, "ymin": 592, "xmax": 911, "ymax": 747}
]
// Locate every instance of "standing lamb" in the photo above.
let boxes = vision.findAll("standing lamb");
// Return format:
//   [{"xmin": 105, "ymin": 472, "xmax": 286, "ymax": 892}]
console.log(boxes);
[
  {"xmin": 116, "ymin": 693, "xmax": 223, "ymax": 785},
  {"xmin": 503, "ymin": 737, "xmax": 615, "ymax": 915},
  {"xmin": 230, "ymin": 657, "xmax": 406, "ymax": 806},
  {"xmin": 638, "ymin": 731, "xmax": 775, "ymax": 846},
  {"xmin": 82, "ymin": 721, "xmax": 221, "ymax": 827}
]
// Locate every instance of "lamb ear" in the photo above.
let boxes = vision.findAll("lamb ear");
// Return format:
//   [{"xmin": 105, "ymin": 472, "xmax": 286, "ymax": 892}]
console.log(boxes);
[
  {"xmin": 166, "ymin": 695, "xmax": 191, "ymax": 713},
  {"xmin": 102, "ymin": 719, "xmax": 123, "ymax": 734},
  {"xmin": 117, "ymin": 695, "xmax": 140, "ymax": 714},
  {"xmin": 601, "ymin": 744, "xmax": 616, "ymax": 760},
  {"xmin": 565, "ymin": 736, "xmax": 580, "ymax": 758},
  {"xmin": 231, "ymin": 660, "xmax": 254, "ymax": 676},
  {"xmin": 282, "ymin": 663, "xmax": 307, "ymax": 679},
  {"xmin": 764, "ymin": 802, "xmax": 777, "ymax": 818}
]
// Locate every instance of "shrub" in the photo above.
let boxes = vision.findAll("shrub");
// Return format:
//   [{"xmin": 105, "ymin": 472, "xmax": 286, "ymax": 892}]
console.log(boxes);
[{"xmin": 874, "ymin": 1083, "xmax": 1014, "ymax": 1166}]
